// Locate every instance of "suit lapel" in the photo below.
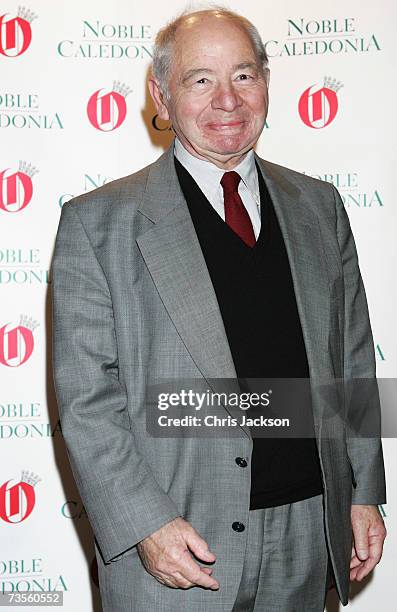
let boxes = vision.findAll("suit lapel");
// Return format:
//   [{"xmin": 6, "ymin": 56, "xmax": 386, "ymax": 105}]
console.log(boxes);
[
  {"xmin": 254, "ymin": 154, "xmax": 331, "ymax": 377},
  {"xmin": 136, "ymin": 143, "xmax": 331, "ymax": 438},
  {"xmin": 136, "ymin": 145, "xmax": 250, "ymax": 436}
]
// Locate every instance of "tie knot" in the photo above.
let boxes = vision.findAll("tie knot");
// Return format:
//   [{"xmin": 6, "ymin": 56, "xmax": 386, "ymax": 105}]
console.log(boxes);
[{"xmin": 220, "ymin": 171, "xmax": 241, "ymax": 195}]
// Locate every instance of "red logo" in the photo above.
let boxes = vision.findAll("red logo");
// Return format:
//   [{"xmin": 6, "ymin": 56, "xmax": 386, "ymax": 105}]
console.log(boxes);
[
  {"xmin": 87, "ymin": 81, "xmax": 132, "ymax": 131},
  {"xmin": 0, "ymin": 470, "xmax": 41, "ymax": 523},
  {"xmin": 299, "ymin": 77, "xmax": 343, "ymax": 129},
  {"xmin": 0, "ymin": 161, "xmax": 38, "ymax": 213},
  {"xmin": 0, "ymin": 7, "xmax": 37, "ymax": 57},
  {"xmin": 0, "ymin": 315, "xmax": 39, "ymax": 367}
]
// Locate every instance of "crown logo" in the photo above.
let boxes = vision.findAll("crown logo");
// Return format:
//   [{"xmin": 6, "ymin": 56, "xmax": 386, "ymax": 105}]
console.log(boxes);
[
  {"xmin": 21, "ymin": 470, "xmax": 41, "ymax": 487},
  {"xmin": 17, "ymin": 5, "xmax": 38, "ymax": 23},
  {"xmin": 18, "ymin": 160, "xmax": 39, "ymax": 178},
  {"xmin": 112, "ymin": 80, "xmax": 132, "ymax": 97},
  {"xmin": 323, "ymin": 76, "xmax": 343, "ymax": 93},
  {"xmin": 19, "ymin": 314, "xmax": 40, "ymax": 331}
]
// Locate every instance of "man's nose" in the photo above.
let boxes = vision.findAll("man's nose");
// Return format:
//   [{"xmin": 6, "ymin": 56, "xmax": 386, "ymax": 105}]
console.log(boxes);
[{"xmin": 211, "ymin": 82, "xmax": 242, "ymax": 111}]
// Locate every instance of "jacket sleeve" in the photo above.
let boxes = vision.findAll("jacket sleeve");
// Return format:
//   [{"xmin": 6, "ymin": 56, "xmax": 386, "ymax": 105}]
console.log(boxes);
[
  {"xmin": 51, "ymin": 200, "xmax": 182, "ymax": 563},
  {"xmin": 332, "ymin": 184, "xmax": 386, "ymax": 505}
]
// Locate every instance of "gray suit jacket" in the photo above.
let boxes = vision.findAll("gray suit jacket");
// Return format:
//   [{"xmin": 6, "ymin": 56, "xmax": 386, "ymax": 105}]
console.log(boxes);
[{"xmin": 52, "ymin": 141, "xmax": 386, "ymax": 608}]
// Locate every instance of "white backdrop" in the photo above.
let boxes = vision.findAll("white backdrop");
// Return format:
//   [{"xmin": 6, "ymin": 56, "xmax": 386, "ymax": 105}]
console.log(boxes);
[{"xmin": 1, "ymin": 1, "xmax": 396, "ymax": 610}]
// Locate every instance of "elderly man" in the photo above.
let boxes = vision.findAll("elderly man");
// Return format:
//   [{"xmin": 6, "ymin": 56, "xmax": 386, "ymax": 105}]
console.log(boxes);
[{"xmin": 52, "ymin": 6, "xmax": 387, "ymax": 612}]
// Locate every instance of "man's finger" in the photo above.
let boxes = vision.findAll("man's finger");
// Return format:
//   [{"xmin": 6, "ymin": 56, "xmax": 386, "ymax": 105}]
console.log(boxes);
[
  {"xmin": 354, "ymin": 556, "xmax": 377, "ymax": 582},
  {"xmin": 156, "ymin": 572, "xmax": 192, "ymax": 589},
  {"xmin": 368, "ymin": 530, "xmax": 386, "ymax": 565},
  {"xmin": 169, "ymin": 571, "xmax": 195, "ymax": 589},
  {"xmin": 178, "ymin": 551, "xmax": 219, "ymax": 589},
  {"xmin": 350, "ymin": 564, "xmax": 364, "ymax": 582},
  {"xmin": 350, "ymin": 555, "xmax": 362, "ymax": 569},
  {"xmin": 354, "ymin": 534, "xmax": 384, "ymax": 581}
]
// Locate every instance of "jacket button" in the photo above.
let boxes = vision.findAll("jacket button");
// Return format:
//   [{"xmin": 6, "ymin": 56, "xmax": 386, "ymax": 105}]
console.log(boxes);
[
  {"xmin": 232, "ymin": 521, "xmax": 245, "ymax": 532},
  {"xmin": 235, "ymin": 457, "xmax": 248, "ymax": 467}
]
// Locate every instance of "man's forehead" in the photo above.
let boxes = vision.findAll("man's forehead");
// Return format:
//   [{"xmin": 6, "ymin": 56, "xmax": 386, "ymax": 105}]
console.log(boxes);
[
  {"xmin": 174, "ymin": 15, "xmax": 252, "ymax": 46},
  {"xmin": 176, "ymin": 42, "xmax": 258, "ymax": 73},
  {"xmin": 174, "ymin": 28, "xmax": 256, "ymax": 68}
]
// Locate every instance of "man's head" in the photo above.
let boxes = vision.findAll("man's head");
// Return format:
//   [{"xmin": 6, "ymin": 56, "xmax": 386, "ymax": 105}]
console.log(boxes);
[{"xmin": 149, "ymin": 7, "xmax": 270, "ymax": 169}]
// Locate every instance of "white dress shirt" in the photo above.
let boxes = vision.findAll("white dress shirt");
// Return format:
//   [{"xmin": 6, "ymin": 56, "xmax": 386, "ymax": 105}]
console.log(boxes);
[{"xmin": 173, "ymin": 137, "xmax": 261, "ymax": 239}]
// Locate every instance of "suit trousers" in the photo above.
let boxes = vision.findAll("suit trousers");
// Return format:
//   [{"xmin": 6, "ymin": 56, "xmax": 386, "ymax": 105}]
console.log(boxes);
[
  {"xmin": 95, "ymin": 493, "xmax": 333, "ymax": 612},
  {"xmin": 232, "ymin": 493, "xmax": 332, "ymax": 612}
]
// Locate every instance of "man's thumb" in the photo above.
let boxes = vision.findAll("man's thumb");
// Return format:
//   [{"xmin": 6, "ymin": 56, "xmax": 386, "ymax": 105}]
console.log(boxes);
[{"xmin": 354, "ymin": 525, "xmax": 369, "ymax": 561}]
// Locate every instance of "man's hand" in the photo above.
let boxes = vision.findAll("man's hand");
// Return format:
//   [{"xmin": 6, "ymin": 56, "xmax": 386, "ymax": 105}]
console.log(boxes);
[
  {"xmin": 350, "ymin": 504, "xmax": 387, "ymax": 582},
  {"xmin": 136, "ymin": 517, "xmax": 220, "ymax": 590}
]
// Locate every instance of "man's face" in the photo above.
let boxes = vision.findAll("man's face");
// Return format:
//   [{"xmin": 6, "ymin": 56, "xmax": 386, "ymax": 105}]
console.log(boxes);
[{"xmin": 151, "ymin": 16, "xmax": 269, "ymax": 167}]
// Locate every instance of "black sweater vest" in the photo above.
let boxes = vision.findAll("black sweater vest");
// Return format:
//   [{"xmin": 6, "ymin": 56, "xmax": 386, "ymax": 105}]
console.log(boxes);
[{"xmin": 174, "ymin": 156, "xmax": 323, "ymax": 509}]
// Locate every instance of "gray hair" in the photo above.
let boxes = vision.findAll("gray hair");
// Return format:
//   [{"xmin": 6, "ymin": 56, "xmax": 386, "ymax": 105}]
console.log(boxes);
[{"xmin": 151, "ymin": 5, "xmax": 269, "ymax": 101}]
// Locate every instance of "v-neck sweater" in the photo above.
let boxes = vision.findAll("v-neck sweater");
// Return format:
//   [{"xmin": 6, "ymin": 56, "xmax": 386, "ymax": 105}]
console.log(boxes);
[{"xmin": 174, "ymin": 155, "xmax": 323, "ymax": 509}]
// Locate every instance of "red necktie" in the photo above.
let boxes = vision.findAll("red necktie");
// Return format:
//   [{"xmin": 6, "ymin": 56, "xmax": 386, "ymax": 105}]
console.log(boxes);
[{"xmin": 220, "ymin": 171, "xmax": 256, "ymax": 247}]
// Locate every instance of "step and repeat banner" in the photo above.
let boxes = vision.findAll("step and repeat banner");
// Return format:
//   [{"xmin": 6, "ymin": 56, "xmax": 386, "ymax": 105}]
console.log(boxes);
[{"xmin": 1, "ymin": 1, "xmax": 396, "ymax": 610}]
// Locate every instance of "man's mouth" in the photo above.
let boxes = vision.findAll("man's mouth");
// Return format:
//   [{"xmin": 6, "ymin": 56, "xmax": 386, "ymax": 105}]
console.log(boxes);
[{"xmin": 206, "ymin": 120, "xmax": 245, "ymax": 130}]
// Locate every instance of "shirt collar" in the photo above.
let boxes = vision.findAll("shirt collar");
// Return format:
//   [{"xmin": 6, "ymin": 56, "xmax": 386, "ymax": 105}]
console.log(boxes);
[{"xmin": 173, "ymin": 137, "xmax": 258, "ymax": 202}]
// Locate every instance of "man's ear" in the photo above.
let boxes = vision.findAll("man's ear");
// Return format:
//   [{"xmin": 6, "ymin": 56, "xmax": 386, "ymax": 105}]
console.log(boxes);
[
  {"xmin": 148, "ymin": 77, "xmax": 170, "ymax": 121},
  {"xmin": 264, "ymin": 67, "xmax": 270, "ymax": 88}
]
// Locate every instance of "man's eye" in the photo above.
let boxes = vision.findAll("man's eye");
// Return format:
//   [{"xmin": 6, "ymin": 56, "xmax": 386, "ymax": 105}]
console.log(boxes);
[
  {"xmin": 196, "ymin": 78, "xmax": 208, "ymax": 84},
  {"xmin": 237, "ymin": 74, "xmax": 253, "ymax": 80}
]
